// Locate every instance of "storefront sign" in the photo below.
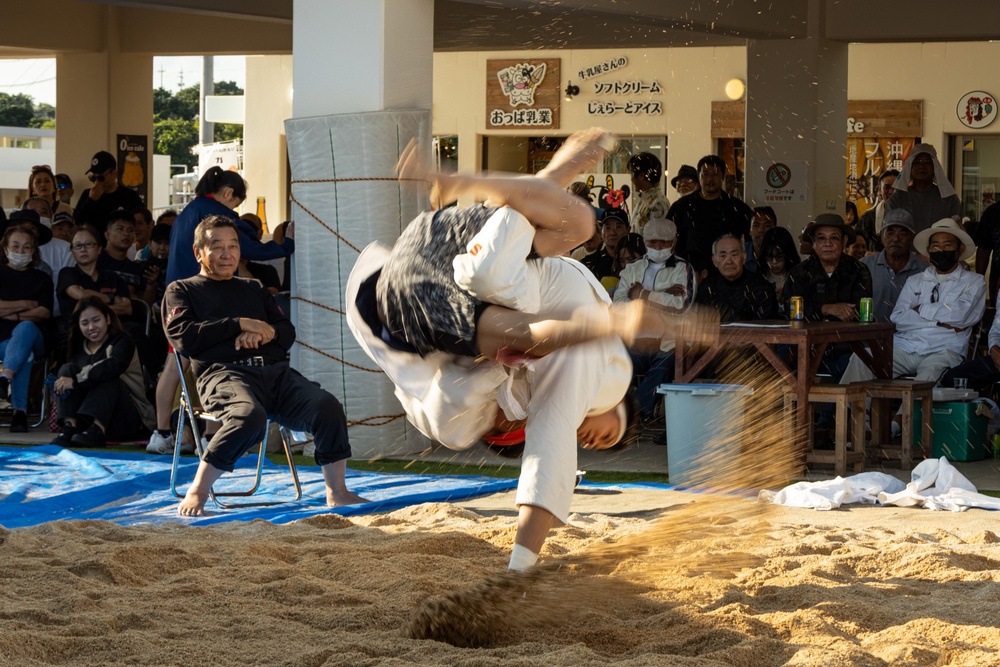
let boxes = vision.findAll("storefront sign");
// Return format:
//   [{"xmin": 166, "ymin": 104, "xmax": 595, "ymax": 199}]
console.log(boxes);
[
  {"xmin": 846, "ymin": 137, "xmax": 916, "ymax": 213},
  {"xmin": 116, "ymin": 134, "xmax": 148, "ymax": 204},
  {"xmin": 957, "ymin": 91, "xmax": 997, "ymax": 129},
  {"xmin": 593, "ymin": 80, "xmax": 661, "ymax": 95},
  {"xmin": 487, "ymin": 59, "xmax": 560, "ymax": 129},
  {"xmin": 577, "ymin": 56, "xmax": 628, "ymax": 81},
  {"xmin": 712, "ymin": 100, "xmax": 923, "ymax": 138},
  {"xmin": 587, "ymin": 101, "xmax": 662, "ymax": 116},
  {"xmin": 749, "ymin": 159, "xmax": 808, "ymax": 204}
]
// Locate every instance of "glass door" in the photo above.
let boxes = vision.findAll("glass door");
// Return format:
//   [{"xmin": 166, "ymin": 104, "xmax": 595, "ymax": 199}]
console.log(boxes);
[{"xmin": 952, "ymin": 135, "xmax": 1000, "ymax": 223}]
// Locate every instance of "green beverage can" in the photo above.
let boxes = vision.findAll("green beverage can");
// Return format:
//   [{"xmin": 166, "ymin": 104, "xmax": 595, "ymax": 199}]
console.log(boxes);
[{"xmin": 859, "ymin": 297, "xmax": 873, "ymax": 323}]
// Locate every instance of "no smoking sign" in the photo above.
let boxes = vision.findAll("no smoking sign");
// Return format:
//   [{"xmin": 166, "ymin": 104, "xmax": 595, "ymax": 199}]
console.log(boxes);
[{"xmin": 766, "ymin": 162, "xmax": 792, "ymax": 188}]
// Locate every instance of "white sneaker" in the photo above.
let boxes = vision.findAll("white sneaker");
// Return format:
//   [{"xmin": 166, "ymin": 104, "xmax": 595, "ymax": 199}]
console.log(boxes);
[{"xmin": 146, "ymin": 431, "xmax": 174, "ymax": 455}]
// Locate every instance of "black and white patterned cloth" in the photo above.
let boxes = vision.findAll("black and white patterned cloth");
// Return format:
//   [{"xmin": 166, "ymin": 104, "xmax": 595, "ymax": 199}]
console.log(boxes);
[{"xmin": 376, "ymin": 206, "xmax": 499, "ymax": 357}]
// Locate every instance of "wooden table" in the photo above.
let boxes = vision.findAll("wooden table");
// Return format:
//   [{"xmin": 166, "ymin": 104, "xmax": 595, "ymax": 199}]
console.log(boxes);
[{"xmin": 674, "ymin": 321, "xmax": 895, "ymax": 444}]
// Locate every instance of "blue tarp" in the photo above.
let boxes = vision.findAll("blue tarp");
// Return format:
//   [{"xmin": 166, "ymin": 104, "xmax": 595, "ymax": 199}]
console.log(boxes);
[{"xmin": 0, "ymin": 445, "xmax": 520, "ymax": 528}]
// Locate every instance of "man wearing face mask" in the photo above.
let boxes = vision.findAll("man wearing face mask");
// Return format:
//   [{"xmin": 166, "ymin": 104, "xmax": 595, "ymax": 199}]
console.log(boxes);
[
  {"xmin": 613, "ymin": 216, "xmax": 694, "ymax": 427},
  {"xmin": 73, "ymin": 151, "xmax": 144, "ymax": 235},
  {"xmin": 840, "ymin": 219, "xmax": 985, "ymax": 397}
]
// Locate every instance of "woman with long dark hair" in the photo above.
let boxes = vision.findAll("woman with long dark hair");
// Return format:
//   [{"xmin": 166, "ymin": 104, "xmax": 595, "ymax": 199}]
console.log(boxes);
[
  {"xmin": 53, "ymin": 296, "xmax": 155, "ymax": 447},
  {"xmin": 758, "ymin": 226, "xmax": 801, "ymax": 315}
]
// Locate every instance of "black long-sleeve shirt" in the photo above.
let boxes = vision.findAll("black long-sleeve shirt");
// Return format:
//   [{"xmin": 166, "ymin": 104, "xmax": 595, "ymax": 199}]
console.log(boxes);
[
  {"xmin": 695, "ymin": 270, "xmax": 778, "ymax": 322},
  {"xmin": 783, "ymin": 254, "xmax": 873, "ymax": 321},
  {"xmin": 64, "ymin": 331, "xmax": 136, "ymax": 388},
  {"xmin": 163, "ymin": 275, "xmax": 295, "ymax": 375}
]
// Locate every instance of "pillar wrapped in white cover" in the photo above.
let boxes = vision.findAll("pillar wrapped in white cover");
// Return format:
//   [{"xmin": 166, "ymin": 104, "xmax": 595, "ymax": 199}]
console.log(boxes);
[{"xmin": 284, "ymin": 110, "xmax": 430, "ymax": 458}]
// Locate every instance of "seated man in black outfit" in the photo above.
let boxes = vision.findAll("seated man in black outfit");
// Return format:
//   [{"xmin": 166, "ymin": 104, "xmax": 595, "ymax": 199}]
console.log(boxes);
[
  {"xmin": 695, "ymin": 234, "xmax": 778, "ymax": 322},
  {"xmin": 163, "ymin": 215, "xmax": 367, "ymax": 516}
]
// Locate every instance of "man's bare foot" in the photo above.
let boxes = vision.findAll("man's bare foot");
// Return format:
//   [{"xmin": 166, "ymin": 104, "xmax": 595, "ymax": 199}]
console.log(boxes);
[
  {"xmin": 676, "ymin": 305, "xmax": 721, "ymax": 347},
  {"xmin": 178, "ymin": 489, "xmax": 209, "ymax": 516},
  {"xmin": 396, "ymin": 139, "xmax": 462, "ymax": 209},
  {"xmin": 610, "ymin": 299, "xmax": 671, "ymax": 348},
  {"xmin": 326, "ymin": 488, "xmax": 369, "ymax": 507},
  {"xmin": 538, "ymin": 128, "xmax": 617, "ymax": 185}
]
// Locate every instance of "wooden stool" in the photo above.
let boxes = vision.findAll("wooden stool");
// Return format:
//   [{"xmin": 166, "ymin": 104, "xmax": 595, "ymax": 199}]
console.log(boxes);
[
  {"xmin": 862, "ymin": 379, "xmax": 934, "ymax": 471},
  {"xmin": 783, "ymin": 384, "xmax": 867, "ymax": 476}
]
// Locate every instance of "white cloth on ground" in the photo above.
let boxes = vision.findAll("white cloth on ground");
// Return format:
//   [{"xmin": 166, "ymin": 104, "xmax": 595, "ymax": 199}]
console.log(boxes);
[{"xmin": 762, "ymin": 457, "xmax": 1000, "ymax": 512}]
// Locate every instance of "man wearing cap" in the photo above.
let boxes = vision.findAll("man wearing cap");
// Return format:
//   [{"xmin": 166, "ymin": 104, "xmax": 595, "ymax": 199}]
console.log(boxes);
[
  {"xmin": 885, "ymin": 144, "xmax": 962, "ymax": 234},
  {"xmin": 581, "ymin": 209, "xmax": 629, "ymax": 286},
  {"xmin": 841, "ymin": 218, "xmax": 985, "ymax": 390},
  {"xmin": 73, "ymin": 151, "xmax": 143, "ymax": 235},
  {"xmin": 785, "ymin": 214, "xmax": 873, "ymax": 380},
  {"xmin": 860, "ymin": 208, "xmax": 929, "ymax": 322},
  {"xmin": 613, "ymin": 216, "xmax": 694, "ymax": 425},
  {"xmin": 670, "ymin": 164, "xmax": 699, "ymax": 198},
  {"xmin": 696, "ymin": 234, "xmax": 777, "ymax": 323},
  {"xmin": 667, "ymin": 155, "xmax": 753, "ymax": 277},
  {"xmin": 627, "ymin": 152, "xmax": 670, "ymax": 234}
]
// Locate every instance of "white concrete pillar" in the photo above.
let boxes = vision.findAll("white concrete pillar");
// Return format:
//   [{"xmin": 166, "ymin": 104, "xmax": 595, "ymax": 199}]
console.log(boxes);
[
  {"xmin": 292, "ymin": 0, "xmax": 433, "ymax": 117},
  {"xmin": 55, "ymin": 7, "xmax": 153, "ymax": 199},
  {"xmin": 287, "ymin": 0, "xmax": 434, "ymax": 458},
  {"xmin": 243, "ymin": 55, "xmax": 293, "ymax": 223},
  {"xmin": 744, "ymin": 3, "xmax": 847, "ymax": 230}
]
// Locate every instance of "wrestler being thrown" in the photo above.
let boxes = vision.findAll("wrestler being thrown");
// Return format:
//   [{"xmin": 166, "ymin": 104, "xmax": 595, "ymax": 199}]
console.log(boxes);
[{"xmin": 349, "ymin": 127, "xmax": 717, "ymax": 570}]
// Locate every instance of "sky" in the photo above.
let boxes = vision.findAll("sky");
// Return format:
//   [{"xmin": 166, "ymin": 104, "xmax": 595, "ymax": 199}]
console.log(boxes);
[{"xmin": 0, "ymin": 55, "xmax": 246, "ymax": 106}]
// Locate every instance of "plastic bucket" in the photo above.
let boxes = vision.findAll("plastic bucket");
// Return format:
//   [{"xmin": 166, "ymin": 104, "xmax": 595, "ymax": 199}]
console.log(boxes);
[{"xmin": 656, "ymin": 383, "xmax": 754, "ymax": 486}]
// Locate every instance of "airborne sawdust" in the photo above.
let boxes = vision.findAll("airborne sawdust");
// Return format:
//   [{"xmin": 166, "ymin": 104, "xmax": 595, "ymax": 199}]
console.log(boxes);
[{"xmin": 4, "ymin": 356, "xmax": 1000, "ymax": 665}]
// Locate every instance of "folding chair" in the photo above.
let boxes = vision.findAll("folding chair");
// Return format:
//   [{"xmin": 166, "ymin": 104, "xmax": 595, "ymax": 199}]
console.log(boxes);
[
  {"xmin": 168, "ymin": 350, "xmax": 302, "ymax": 508},
  {"xmin": 0, "ymin": 354, "xmax": 52, "ymax": 429}
]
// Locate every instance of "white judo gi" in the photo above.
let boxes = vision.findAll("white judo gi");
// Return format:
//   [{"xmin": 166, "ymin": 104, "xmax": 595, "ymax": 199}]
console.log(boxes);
[{"xmin": 346, "ymin": 207, "xmax": 632, "ymax": 522}]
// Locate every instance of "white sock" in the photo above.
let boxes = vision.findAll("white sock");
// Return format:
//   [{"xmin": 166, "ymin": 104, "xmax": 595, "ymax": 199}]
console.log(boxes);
[{"xmin": 508, "ymin": 543, "xmax": 538, "ymax": 571}]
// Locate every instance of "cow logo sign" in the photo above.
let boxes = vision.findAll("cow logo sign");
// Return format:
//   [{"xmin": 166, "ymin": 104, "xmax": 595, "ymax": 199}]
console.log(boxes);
[
  {"xmin": 497, "ymin": 63, "xmax": 547, "ymax": 107},
  {"xmin": 957, "ymin": 91, "xmax": 997, "ymax": 129}
]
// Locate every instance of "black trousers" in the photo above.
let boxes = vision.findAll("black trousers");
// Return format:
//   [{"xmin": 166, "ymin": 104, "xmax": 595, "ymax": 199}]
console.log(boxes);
[
  {"xmin": 196, "ymin": 361, "xmax": 352, "ymax": 472},
  {"xmin": 941, "ymin": 356, "xmax": 999, "ymax": 392},
  {"xmin": 57, "ymin": 363, "xmax": 144, "ymax": 439}
]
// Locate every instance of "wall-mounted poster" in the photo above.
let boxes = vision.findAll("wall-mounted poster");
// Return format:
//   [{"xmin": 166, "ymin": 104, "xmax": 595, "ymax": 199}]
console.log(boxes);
[{"xmin": 116, "ymin": 134, "xmax": 148, "ymax": 204}]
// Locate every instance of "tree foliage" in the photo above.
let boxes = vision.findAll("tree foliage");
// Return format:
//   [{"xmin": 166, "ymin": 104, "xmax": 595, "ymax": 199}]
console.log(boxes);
[
  {"xmin": 154, "ymin": 117, "xmax": 200, "ymax": 171},
  {"xmin": 0, "ymin": 92, "xmax": 39, "ymax": 128},
  {"xmin": 152, "ymin": 80, "xmax": 244, "ymax": 168}
]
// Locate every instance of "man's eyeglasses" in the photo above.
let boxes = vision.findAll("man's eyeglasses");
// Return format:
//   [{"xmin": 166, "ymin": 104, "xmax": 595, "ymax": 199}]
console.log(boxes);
[
  {"xmin": 88, "ymin": 169, "xmax": 115, "ymax": 183},
  {"xmin": 71, "ymin": 242, "xmax": 98, "ymax": 251}
]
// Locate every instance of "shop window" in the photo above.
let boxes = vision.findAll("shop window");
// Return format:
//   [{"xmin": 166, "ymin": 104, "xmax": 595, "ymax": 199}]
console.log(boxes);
[
  {"xmin": 434, "ymin": 135, "xmax": 458, "ymax": 173},
  {"xmin": 717, "ymin": 138, "xmax": 745, "ymax": 200}
]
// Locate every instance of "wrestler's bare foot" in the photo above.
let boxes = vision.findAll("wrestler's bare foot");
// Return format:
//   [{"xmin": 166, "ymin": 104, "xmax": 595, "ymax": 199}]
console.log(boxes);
[
  {"xmin": 396, "ymin": 139, "xmax": 464, "ymax": 209},
  {"xmin": 610, "ymin": 299, "xmax": 670, "ymax": 348},
  {"xmin": 178, "ymin": 488, "xmax": 209, "ymax": 516},
  {"xmin": 539, "ymin": 128, "xmax": 618, "ymax": 185}
]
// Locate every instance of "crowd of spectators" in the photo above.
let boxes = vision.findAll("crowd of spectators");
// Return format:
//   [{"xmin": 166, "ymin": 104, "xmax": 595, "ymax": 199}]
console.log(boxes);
[
  {"xmin": 1, "ymin": 151, "xmax": 293, "ymax": 449},
  {"xmin": 568, "ymin": 141, "xmax": 990, "ymax": 442}
]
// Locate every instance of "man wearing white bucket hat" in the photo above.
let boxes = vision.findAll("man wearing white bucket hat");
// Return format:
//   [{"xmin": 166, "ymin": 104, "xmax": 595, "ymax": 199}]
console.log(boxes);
[{"xmin": 841, "ymin": 218, "xmax": 985, "ymax": 397}]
